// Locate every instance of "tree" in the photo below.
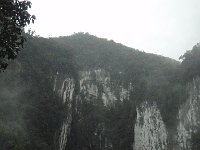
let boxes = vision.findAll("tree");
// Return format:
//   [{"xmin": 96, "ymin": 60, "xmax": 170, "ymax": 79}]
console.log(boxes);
[
  {"xmin": 191, "ymin": 128, "xmax": 200, "ymax": 150},
  {"xmin": 180, "ymin": 43, "xmax": 200, "ymax": 81},
  {"xmin": 0, "ymin": 0, "xmax": 35, "ymax": 71}
]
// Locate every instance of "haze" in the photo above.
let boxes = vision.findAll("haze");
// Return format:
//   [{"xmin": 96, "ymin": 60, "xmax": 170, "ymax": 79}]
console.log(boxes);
[{"xmin": 29, "ymin": 0, "xmax": 200, "ymax": 60}]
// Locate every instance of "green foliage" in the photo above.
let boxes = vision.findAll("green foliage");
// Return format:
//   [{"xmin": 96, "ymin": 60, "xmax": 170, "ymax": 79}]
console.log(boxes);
[
  {"xmin": 22, "ymin": 81, "xmax": 65, "ymax": 150},
  {"xmin": 191, "ymin": 128, "xmax": 200, "ymax": 150},
  {"xmin": 180, "ymin": 43, "xmax": 200, "ymax": 81},
  {"xmin": 18, "ymin": 37, "xmax": 76, "ymax": 150},
  {"xmin": 68, "ymin": 96, "xmax": 105, "ymax": 150},
  {"xmin": 0, "ymin": 0, "xmax": 35, "ymax": 71},
  {"xmin": 104, "ymin": 100, "xmax": 136, "ymax": 150},
  {"xmin": 0, "ymin": 62, "xmax": 27, "ymax": 150},
  {"xmin": 0, "ymin": 36, "xmax": 76, "ymax": 150},
  {"xmin": 53, "ymin": 33, "xmax": 178, "ymax": 75},
  {"xmin": 0, "ymin": 32, "xmax": 191, "ymax": 150}
]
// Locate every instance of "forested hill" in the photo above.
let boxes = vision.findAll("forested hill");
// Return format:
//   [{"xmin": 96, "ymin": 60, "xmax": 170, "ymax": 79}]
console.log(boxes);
[
  {"xmin": 52, "ymin": 32, "xmax": 179, "ymax": 71},
  {"xmin": 18, "ymin": 32, "xmax": 181, "ymax": 86},
  {"xmin": 20, "ymin": 32, "xmax": 180, "ymax": 72},
  {"xmin": 0, "ymin": 32, "xmax": 193, "ymax": 150}
]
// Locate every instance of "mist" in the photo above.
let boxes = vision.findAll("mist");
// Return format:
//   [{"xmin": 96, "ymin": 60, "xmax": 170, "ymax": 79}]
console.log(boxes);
[{"xmin": 29, "ymin": 0, "xmax": 200, "ymax": 60}]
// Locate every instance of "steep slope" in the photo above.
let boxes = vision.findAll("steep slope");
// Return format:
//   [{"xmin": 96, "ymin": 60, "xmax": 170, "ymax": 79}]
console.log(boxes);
[{"xmin": 0, "ymin": 33, "xmax": 186, "ymax": 150}]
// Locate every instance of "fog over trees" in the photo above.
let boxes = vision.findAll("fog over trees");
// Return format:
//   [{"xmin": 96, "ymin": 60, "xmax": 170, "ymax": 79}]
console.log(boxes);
[{"xmin": 1, "ymin": 1, "xmax": 200, "ymax": 150}]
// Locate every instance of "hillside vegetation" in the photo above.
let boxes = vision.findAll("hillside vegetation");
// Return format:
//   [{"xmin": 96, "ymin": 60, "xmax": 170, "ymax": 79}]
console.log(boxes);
[{"xmin": 0, "ymin": 33, "xmax": 199, "ymax": 150}]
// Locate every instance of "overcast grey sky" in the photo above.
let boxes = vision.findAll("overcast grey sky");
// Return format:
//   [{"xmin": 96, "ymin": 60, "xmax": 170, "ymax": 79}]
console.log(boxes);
[{"xmin": 29, "ymin": 0, "xmax": 200, "ymax": 60}]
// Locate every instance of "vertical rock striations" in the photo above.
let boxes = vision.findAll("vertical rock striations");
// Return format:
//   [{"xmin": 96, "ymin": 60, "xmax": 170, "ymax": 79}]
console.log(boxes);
[
  {"xmin": 79, "ymin": 69, "xmax": 133, "ymax": 106},
  {"xmin": 134, "ymin": 101, "xmax": 167, "ymax": 150},
  {"xmin": 54, "ymin": 72, "xmax": 200, "ymax": 150},
  {"xmin": 56, "ymin": 69, "xmax": 134, "ymax": 150},
  {"xmin": 56, "ymin": 77, "xmax": 75, "ymax": 150},
  {"xmin": 177, "ymin": 77, "xmax": 200, "ymax": 149}
]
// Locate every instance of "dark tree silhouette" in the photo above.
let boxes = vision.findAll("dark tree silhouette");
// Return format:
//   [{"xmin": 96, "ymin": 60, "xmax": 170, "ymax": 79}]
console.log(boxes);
[
  {"xmin": 0, "ymin": 0, "xmax": 35, "ymax": 71},
  {"xmin": 180, "ymin": 43, "xmax": 200, "ymax": 81}
]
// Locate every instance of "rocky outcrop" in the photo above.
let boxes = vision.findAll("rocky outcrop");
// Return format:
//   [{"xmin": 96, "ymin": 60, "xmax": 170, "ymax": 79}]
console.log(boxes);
[
  {"xmin": 54, "ymin": 70, "xmax": 200, "ymax": 150},
  {"xmin": 54, "ymin": 74, "xmax": 75, "ymax": 150},
  {"xmin": 55, "ymin": 69, "xmax": 133, "ymax": 150},
  {"xmin": 177, "ymin": 77, "xmax": 200, "ymax": 149},
  {"xmin": 79, "ymin": 69, "xmax": 132, "ymax": 106},
  {"xmin": 134, "ymin": 101, "xmax": 167, "ymax": 150}
]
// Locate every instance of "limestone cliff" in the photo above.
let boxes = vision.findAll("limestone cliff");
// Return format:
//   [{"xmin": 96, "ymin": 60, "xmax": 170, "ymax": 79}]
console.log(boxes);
[
  {"xmin": 134, "ymin": 102, "xmax": 167, "ymax": 150},
  {"xmin": 177, "ymin": 77, "xmax": 200, "ymax": 149}
]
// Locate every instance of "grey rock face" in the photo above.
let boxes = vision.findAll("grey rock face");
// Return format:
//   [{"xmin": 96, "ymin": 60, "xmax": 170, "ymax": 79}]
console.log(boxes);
[
  {"xmin": 54, "ymin": 69, "xmax": 200, "ymax": 150},
  {"xmin": 56, "ymin": 69, "xmax": 132, "ymax": 150},
  {"xmin": 134, "ymin": 101, "xmax": 167, "ymax": 150},
  {"xmin": 54, "ymin": 74, "xmax": 75, "ymax": 150},
  {"xmin": 177, "ymin": 77, "xmax": 200, "ymax": 150},
  {"xmin": 79, "ymin": 69, "xmax": 132, "ymax": 106}
]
